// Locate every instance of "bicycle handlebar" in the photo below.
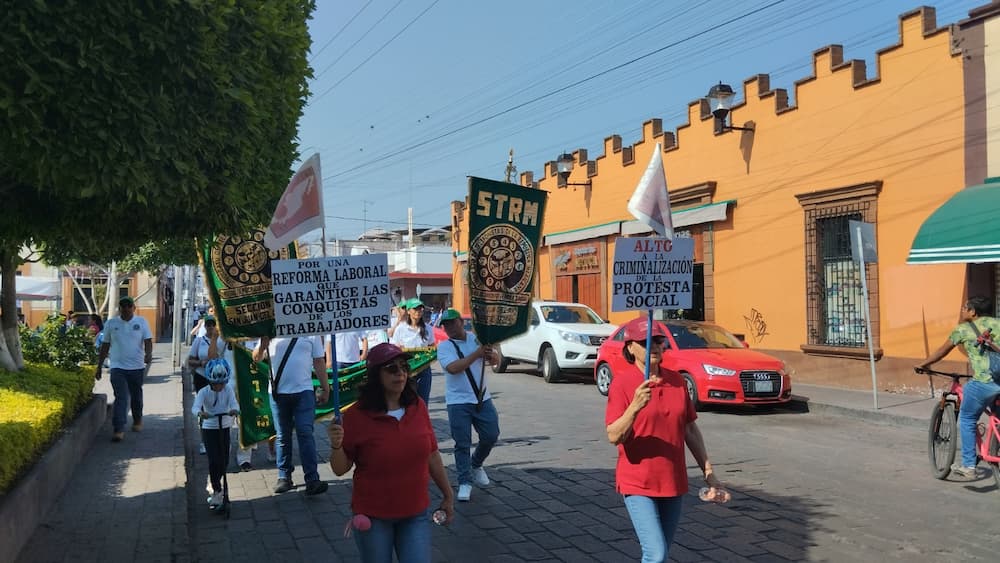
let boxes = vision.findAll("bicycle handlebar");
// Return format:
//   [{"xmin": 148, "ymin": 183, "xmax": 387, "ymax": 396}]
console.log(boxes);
[{"xmin": 913, "ymin": 367, "xmax": 971, "ymax": 378}]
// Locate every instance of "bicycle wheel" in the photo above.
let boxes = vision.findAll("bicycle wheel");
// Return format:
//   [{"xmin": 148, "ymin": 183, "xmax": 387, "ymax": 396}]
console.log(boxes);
[
  {"xmin": 989, "ymin": 430, "xmax": 1000, "ymax": 490},
  {"xmin": 928, "ymin": 401, "xmax": 957, "ymax": 479}
]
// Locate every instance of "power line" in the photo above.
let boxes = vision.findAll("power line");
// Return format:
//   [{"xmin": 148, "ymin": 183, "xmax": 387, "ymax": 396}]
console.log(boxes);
[
  {"xmin": 323, "ymin": 0, "xmax": 788, "ymax": 181},
  {"xmin": 312, "ymin": 0, "xmax": 441, "ymax": 102},
  {"xmin": 312, "ymin": 0, "xmax": 404, "ymax": 81},
  {"xmin": 308, "ymin": 0, "xmax": 374, "ymax": 63}
]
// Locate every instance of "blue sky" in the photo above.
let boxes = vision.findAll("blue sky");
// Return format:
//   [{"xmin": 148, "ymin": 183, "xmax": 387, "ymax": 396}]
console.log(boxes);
[{"xmin": 296, "ymin": 0, "xmax": 980, "ymax": 240}]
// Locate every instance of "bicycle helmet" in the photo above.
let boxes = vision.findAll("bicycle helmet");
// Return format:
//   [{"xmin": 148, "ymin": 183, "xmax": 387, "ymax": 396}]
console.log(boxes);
[{"xmin": 205, "ymin": 358, "xmax": 231, "ymax": 385}]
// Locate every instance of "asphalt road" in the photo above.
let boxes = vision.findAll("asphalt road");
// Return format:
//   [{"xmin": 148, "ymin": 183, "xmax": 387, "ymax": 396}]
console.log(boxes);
[{"xmin": 485, "ymin": 365, "xmax": 1000, "ymax": 561}]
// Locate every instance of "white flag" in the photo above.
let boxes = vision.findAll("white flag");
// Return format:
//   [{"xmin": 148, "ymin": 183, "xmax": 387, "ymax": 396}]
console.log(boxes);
[
  {"xmin": 264, "ymin": 154, "xmax": 325, "ymax": 250},
  {"xmin": 626, "ymin": 143, "xmax": 673, "ymax": 239}
]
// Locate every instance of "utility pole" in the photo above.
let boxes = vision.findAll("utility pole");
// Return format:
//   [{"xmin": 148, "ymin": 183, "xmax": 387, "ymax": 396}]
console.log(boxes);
[
  {"xmin": 504, "ymin": 148, "xmax": 517, "ymax": 183},
  {"xmin": 361, "ymin": 200, "xmax": 374, "ymax": 238}
]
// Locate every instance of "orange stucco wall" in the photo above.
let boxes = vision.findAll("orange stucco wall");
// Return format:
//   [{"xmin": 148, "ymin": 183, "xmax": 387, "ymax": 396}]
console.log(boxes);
[{"xmin": 452, "ymin": 8, "xmax": 981, "ymax": 386}]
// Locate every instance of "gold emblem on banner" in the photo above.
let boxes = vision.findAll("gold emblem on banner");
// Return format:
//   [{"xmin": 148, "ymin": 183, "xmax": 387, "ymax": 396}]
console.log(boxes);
[
  {"xmin": 211, "ymin": 230, "xmax": 292, "ymax": 300},
  {"xmin": 469, "ymin": 225, "xmax": 534, "ymax": 326}
]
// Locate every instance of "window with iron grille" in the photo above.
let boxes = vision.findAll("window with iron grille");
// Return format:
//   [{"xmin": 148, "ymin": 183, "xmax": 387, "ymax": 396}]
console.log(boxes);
[{"xmin": 797, "ymin": 182, "xmax": 881, "ymax": 354}]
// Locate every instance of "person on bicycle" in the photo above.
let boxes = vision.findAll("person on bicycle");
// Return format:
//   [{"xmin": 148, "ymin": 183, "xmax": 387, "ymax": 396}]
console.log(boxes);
[{"xmin": 917, "ymin": 296, "xmax": 1000, "ymax": 477}]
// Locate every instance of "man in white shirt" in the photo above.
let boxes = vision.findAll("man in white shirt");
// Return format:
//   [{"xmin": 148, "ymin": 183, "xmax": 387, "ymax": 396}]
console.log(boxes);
[
  {"xmin": 95, "ymin": 296, "xmax": 153, "ymax": 442},
  {"xmin": 253, "ymin": 335, "xmax": 330, "ymax": 496},
  {"xmin": 326, "ymin": 331, "xmax": 368, "ymax": 371},
  {"xmin": 435, "ymin": 309, "xmax": 501, "ymax": 502}
]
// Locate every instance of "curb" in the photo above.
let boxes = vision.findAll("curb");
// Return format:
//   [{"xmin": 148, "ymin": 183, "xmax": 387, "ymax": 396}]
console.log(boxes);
[
  {"xmin": 1, "ymin": 394, "xmax": 107, "ymax": 563},
  {"xmin": 789, "ymin": 395, "xmax": 926, "ymax": 429}
]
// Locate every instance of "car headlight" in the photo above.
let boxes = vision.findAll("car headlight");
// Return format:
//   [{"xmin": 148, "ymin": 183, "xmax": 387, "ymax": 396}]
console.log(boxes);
[
  {"xmin": 559, "ymin": 330, "xmax": 589, "ymax": 345},
  {"xmin": 703, "ymin": 364, "xmax": 736, "ymax": 376}
]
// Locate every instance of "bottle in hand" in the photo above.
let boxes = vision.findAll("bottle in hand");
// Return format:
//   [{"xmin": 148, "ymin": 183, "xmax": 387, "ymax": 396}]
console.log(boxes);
[{"xmin": 698, "ymin": 487, "xmax": 731, "ymax": 503}]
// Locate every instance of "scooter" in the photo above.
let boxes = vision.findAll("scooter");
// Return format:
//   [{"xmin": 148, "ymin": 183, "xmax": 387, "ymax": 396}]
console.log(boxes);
[{"xmin": 210, "ymin": 412, "xmax": 231, "ymax": 519}]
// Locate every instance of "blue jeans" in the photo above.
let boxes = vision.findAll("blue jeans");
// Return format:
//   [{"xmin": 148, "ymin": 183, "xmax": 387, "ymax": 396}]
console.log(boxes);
[
  {"xmin": 110, "ymin": 368, "xmax": 145, "ymax": 432},
  {"xmin": 447, "ymin": 399, "xmax": 499, "ymax": 485},
  {"xmin": 269, "ymin": 390, "xmax": 320, "ymax": 483},
  {"xmin": 412, "ymin": 367, "xmax": 432, "ymax": 406},
  {"xmin": 623, "ymin": 495, "xmax": 684, "ymax": 563},
  {"xmin": 959, "ymin": 379, "xmax": 1000, "ymax": 467},
  {"xmin": 353, "ymin": 510, "xmax": 430, "ymax": 563}
]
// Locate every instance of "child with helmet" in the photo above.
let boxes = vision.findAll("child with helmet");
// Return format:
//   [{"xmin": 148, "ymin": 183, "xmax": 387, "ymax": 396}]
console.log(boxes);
[{"xmin": 192, "ymin": 358, "xmax": 240, "ymax": 509}]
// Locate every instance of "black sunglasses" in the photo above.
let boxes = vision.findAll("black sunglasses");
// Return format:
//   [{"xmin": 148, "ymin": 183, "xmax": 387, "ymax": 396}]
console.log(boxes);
[{"xmin": 381, "ymin": 361, "xmax": 410, "ymax": 375}]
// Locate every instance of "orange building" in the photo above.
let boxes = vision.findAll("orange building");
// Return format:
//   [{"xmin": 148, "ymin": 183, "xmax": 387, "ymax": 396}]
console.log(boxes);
[{"xmin": 452, "ymin": 5, "xmax": 1000, "ymax": 392}]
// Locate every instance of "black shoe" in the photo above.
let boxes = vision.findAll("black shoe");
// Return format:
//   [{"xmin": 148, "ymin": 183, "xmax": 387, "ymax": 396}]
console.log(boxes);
[
  {"xmin": 240, "ymin": 462, "xmax": 252, "ymax": 472},
  {"xmin": 304, "ymin": 480, "xmax": 328, "ymax": 496},
  {"xmin": 274, "ymin": 478, "xmax": 293, "ymax": 494}
]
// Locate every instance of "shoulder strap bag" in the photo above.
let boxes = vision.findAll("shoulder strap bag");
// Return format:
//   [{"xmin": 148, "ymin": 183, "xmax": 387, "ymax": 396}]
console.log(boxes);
[
  {"xmin": 266, "ymin": 337, "xmax": 299, "ymax": 399},
  {"xmin": 449, "ymin": 339, "xmax": 484, "ymax": 412},
  {"xmin": 965, "ymin": 321, "xmax": 1000, "ymax": 384}
]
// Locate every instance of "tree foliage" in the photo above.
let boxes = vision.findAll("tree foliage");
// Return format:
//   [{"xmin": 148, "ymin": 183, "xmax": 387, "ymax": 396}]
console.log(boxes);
[{"xmin": 0, "ymin": 1, "xmax": 316, "ymax": 370}]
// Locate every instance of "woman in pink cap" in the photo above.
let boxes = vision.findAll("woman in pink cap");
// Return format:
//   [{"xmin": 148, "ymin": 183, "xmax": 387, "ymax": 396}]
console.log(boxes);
[
  {"xmin": 605, "ymin": 317, "xmax": 723, "ymax": 563},
  {"xmin": 327, "ymin": 343, "xmax": 454, "ymax": 562}
]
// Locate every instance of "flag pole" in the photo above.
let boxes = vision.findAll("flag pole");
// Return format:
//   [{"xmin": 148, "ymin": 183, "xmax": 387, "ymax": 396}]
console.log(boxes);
[
  {"xmin": 644, "ymin": 309, "xmax": 653, "ymax": 380},
  {"xmin": 320, "ymin": 185, "xmax": 340, "ymax": 422}
]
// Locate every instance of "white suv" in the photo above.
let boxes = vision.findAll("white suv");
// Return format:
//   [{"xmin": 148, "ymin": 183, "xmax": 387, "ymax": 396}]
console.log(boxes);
[{"xmin": 494, "ymin": 301, "xmax": 617, "ymax": 383}]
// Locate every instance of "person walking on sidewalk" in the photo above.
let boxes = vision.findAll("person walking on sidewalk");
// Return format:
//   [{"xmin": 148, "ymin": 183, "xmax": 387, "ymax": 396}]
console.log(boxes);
[
  {"xmin": 918, "ymin": 295, "xmax": 1000, "ymax": 478},
  {"xmin": 435, "ymin": 309, "xmax": 500, "ymax": 503},
  {"xmin": 193, "ymin": 359, "xmax": 240, "ymax": 509},
  {"xmin": 187, "ymin": 315, "xmax": 225, "ymax": 455},
  {"xmin": 253, "ymin": 335, "xmax": 330, "ymax": 496},
  {"xmin": 389, "ymin": 298, "xmax": 436, "ymax": 405},
  {"xmin": 327, "ymin": 343, "xmax": 455, "ymax": 562},
  {"xmin": 605, "ymin": 317, "xmax": 723, "ymax": 563},
  {"xmin": 95, "ymin": 296, "xmax": 153, "ymax": 442}
]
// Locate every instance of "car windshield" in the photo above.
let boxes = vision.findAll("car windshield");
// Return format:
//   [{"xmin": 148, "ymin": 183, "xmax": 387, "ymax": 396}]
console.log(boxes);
[
  {"xmin": 667, "ymin": 324, "xmax": 743, "ymax": 349},
  {"xmin": 538, "ymin": 305, "xmax": 603, "ymax": 324}
]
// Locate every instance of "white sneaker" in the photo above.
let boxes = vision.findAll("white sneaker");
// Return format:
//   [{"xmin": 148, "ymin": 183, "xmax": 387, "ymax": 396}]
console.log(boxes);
[
  {"xmin": 471, "ymin": 466, "xmax": 490, "ymax": 487},
  {"xmin": 198, "ymin": 443, "xmax": 206, "ymax": 455},
  {"xmin": 208, "ymin": 492, "xmax": 222, "ymax": 508},
  {"xmin": 457, "ymin": 483, "xmax": 472, "ymax": 502}
]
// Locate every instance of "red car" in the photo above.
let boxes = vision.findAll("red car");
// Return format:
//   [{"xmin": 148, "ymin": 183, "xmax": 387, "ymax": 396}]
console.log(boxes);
[
  {"xmin": 432, "ymin": 314, "xmax": 473, "ymax": 344},
  {"xmin": 594, "ymin": 318, "xmax": 792, "ymax": 408}
]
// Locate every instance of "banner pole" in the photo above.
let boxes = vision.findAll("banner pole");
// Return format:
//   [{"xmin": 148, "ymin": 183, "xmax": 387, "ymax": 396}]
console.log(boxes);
[
  {"xmin": 856, "ymin": 226, "xmax": 878, "ymax": 410},
  {"xmin": 645, "ymin": 309, "xmax": 653, "ymax": 380}
]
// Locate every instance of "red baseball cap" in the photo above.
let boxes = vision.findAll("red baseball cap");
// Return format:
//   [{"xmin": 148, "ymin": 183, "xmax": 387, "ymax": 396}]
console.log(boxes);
[
  {"xmin": 621, "ymin": 317, "xmax": 667, "ymax": 342},
  {"xmin": 366, "ymin": 343, "xmax": 412, "ymax": 371}
]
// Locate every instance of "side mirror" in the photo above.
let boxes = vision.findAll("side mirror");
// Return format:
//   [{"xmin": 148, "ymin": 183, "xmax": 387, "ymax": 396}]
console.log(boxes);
[{"xmin": 743, "ymin": 340, "xmax": 750, "ymax": 349}]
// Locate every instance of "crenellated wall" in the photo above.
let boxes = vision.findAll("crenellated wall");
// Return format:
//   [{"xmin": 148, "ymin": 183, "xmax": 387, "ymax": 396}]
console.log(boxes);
[{"xmin": 452, "ymin": 5, "xmax": 997, "ymax": 391}]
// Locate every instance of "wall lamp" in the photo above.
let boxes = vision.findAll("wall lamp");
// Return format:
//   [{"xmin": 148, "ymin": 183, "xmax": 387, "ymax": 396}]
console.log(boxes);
[
  {"xmin": 555, "ymin": 153, "xmax": 592, "ymax": 188},
  {"xmin": 706, "ymin": 82, "xmax": 754, "ymax": 134}
]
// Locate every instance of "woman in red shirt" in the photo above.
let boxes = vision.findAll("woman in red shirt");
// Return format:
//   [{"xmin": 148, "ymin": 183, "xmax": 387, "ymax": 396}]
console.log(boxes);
[
  {"xmin": 327, "ymin": 343, "xmax": 454, "ymax": 563},
  {"xmin": 605, "ymin": 318, "xmax": 723, "ymax": 563}
]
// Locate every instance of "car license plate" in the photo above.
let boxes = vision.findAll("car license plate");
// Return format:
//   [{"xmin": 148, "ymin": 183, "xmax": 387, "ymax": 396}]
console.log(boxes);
[{"xmin": 754, "ymin": 380, "xmax": 774, "ymax": 393}]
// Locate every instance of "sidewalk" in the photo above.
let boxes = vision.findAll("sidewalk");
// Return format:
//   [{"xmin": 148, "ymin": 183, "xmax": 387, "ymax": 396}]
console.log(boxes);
[
  {"xmin": 789, "ymin": 382, "xmax": 937, "ymax": 428},
  {"xmin": 17, "ymin": 342, "xmax": 189, "ymax": 563}
]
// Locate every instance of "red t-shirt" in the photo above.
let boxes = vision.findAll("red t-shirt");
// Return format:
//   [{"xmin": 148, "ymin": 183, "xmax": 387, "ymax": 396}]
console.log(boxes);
[
  {"xmin": 604, "ymin": 364, "xmax": 697, "ymax": 497},
  {"xmin": 342, "ymin": 399, "xmax": 438, "ymax": 518}
]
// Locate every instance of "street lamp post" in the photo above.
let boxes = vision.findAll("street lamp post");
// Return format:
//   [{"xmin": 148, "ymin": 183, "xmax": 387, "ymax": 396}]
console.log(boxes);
[{"xmin": 706, "ymin": 82, "xmax": 755, "ymax": 134}]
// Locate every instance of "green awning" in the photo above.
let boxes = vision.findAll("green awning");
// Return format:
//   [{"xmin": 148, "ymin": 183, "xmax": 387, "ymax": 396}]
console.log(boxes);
[{"xmin": 908, "ymin": 177, "xmax": 1000, "ymax": 264}]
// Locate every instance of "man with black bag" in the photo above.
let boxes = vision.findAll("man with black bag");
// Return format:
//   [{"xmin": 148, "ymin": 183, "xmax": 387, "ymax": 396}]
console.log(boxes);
[
  {"xmin": 918, "ymin": 296, "xmax": 1000, "ymax": 477},
  {"xmin": 436, "ymin": 309, "xmax": 500, "ymax": 502},
  {"xmin": 253, "ymin": 335, "xmax": 330, "ymax": 495}
]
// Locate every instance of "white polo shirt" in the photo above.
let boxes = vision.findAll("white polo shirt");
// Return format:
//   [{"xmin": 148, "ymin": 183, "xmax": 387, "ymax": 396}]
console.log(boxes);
[{"xmin": 104, "ymin": 315, "xmax": 152, "ymax": 370}]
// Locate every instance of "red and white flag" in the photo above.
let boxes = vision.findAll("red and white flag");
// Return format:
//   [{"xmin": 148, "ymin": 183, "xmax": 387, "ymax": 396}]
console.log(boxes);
[
  {"xmin": 626, "ymin": 143, "xmax": 673, "ymax": 239},
  {"xmin": 264, "ymin": 154, "xmax": 325, "ymax": 250}
]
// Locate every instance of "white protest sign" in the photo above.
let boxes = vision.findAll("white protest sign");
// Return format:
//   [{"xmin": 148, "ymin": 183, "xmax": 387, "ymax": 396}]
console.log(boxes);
[
  {"xmin": 271, "ymin": 254, "xmax": 392, "ymax": 337},
  {"xmin": 612, "ymin": 237, "xmax": 694, "ymax": 312}
]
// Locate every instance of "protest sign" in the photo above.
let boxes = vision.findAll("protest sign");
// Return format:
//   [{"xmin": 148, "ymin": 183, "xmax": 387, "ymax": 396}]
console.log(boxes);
[
  {"xmin": 612, "ymin": 237, "xmax": 694, "ymax": 312},
  {"xmin": 270, "ymin": 253, "xmax": 392, "ymax": 337}
]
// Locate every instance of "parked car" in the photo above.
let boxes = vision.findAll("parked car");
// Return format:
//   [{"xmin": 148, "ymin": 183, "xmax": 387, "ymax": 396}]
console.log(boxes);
[
  {"xmin": 594, "ymin": 318, "xmax": 792, "ymax": 408},
  {"xmin": 432, "ymin": 313, "xmax": 473, "ymax": 344},
  {"xmin": 494, "ymin": 301, "xmax": 617, "ymax": 383}
]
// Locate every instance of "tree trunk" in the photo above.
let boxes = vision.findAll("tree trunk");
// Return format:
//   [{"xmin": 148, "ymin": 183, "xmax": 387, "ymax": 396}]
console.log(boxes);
[{"xmin": 0, "ymin": 247, "xmax": 24, "ymax": 371}]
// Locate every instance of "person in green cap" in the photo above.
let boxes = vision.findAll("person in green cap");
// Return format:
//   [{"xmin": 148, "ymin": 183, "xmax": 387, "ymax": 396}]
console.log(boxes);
[
  {"xmin": 390, "ymin": 298, "xmax": 436, "ymax": 405},
  {"xmin": 435, "ymin": 308, "xmax": 499, "ymax": 502}
]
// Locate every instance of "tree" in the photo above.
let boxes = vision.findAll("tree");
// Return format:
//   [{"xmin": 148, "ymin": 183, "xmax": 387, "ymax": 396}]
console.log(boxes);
[{"xmin": 0, "ymin": 1, "xmax": 315, "ymax": 370}]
